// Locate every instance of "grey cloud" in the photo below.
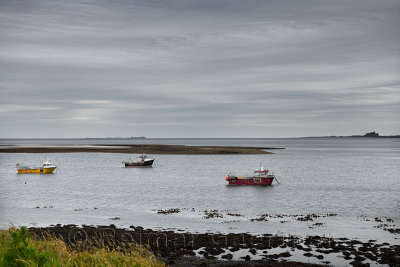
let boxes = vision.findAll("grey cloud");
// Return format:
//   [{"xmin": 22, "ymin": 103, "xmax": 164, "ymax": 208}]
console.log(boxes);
[{"xmin": 0, "ymin": 0, "xmax": 399, "ymax": 137}]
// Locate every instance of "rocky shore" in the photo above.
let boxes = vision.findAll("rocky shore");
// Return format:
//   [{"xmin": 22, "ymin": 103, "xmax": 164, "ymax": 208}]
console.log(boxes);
[
  {"xmin": 28, "ymin": 224, "xmax": 400, "ymax": 266},
  {"xmin": 0, "ymin": 144, "xmax": 283, "ymax": 154}
]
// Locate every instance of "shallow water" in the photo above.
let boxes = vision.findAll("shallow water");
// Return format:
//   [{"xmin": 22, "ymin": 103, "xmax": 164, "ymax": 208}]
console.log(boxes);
[{"xmin": 0, "ymin": 138, "xmax": 399, "ymax": 246}]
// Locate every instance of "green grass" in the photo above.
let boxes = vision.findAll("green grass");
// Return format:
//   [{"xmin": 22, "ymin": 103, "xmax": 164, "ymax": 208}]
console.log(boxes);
[{"xmin": 0, "ymin": 227, "xmax": 166, "ymax": 267}]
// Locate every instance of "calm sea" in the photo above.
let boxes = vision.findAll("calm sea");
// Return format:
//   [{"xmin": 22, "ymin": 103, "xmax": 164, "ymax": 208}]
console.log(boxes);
[{"xmin": 0, "ymin": 138, "xmax": 399, "ymax": 244}]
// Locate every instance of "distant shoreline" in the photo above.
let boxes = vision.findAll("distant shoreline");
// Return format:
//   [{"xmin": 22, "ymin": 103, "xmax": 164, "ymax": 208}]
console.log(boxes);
[
  {"xmin": 0, "ymin": 144, "xmax": 283, "ymax": 154},
  {"xmin": 0, "ymin": 135, "xmax": 399, "ymax": 141},
  {"xmin": 301, "ymin": 135, "xmax": 400, "ymax": 138}
]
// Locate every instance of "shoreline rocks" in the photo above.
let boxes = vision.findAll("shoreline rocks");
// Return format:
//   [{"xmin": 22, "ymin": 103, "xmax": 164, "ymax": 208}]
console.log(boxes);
[{"xmin": 27, "ymin": 224, "xmax": 400, "ymax": 266}]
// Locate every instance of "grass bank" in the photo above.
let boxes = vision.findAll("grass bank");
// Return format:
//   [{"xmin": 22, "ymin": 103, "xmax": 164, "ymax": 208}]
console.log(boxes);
[{"xmin": 0, "ymin": 227, "xmax": 166, "ymax": 267}]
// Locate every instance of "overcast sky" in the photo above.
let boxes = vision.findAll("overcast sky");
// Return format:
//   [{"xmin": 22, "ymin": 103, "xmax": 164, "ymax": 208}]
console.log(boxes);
[{"xmin": 0, "ymin": 0, "xmax": 399, "ymax": 138}]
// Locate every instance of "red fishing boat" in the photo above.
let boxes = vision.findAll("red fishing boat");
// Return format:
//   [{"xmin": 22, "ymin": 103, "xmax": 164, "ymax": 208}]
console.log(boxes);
[{"xmin": 226, "ymin": 168, "xmax": 276, "ymax": 186}]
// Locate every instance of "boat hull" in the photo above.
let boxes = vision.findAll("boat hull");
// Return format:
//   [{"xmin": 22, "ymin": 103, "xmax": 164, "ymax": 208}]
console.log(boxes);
[
  {"xmin": 124, "ymin": 159, "xmax": 154, "ymax": 167},
  {"xmin": 227, "ymin": 176, "xmax": 274, "ymax": 186},
  {"xmin": 17, "ymin": 167, "xmax": 56, "ymax": 174}
]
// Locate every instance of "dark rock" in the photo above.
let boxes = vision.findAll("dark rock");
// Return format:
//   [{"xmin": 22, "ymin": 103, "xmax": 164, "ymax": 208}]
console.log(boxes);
[
  {"xmin": 279, "ymin": 251, "xmax": 291, "ymax": 257},
  {"xmin": 204, "ymin": 254, "xmax": 217, "ymax": 259},
  {"xmin": 315, "ymin": 254, "xmax": 324, "ymax": 260},
  {"xmin": 221, "ymin": 253, "xmax": 233, "ymax": 260},
  {"xmin": 230, "ymin": 246, "xmax": 240, "ymax": 252},
  {"xmin": 249, "ymin": 248, "xmax": 257, "ymax": 255},
  {"xmin": 157, "ymin": 208, "xmax": 180, "ymax": 214}
]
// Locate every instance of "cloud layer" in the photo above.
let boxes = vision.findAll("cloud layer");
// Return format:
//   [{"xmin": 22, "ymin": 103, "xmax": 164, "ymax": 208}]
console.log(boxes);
[{"xmin": 1, "ymin": 0, "xmax": 399, "ymax": 137}]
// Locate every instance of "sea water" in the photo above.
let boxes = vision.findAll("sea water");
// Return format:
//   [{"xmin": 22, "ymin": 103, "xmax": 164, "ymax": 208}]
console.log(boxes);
[{"xmin": 0, "ymin": 138, "xmax": 399, "ymax": 245}]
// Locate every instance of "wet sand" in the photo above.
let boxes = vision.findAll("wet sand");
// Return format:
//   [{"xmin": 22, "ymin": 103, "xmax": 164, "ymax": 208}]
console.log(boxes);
[
  {"xmin": 28, "ymin": 224, "xmax": 400, "ymax": 266},
  {"xmin": 0, "ymin": 144, "xmax": 283, "ymax": 154}
]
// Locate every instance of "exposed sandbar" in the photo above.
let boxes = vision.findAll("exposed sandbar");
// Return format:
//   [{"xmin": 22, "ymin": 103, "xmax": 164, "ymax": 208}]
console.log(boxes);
[{"xmin": 0, "ymin": 144, "xmax": 284, "ymax": 154}]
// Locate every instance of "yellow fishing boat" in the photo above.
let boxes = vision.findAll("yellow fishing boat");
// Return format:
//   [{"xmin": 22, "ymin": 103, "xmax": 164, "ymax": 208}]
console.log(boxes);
[{"xmin": 16, "ymin": 159, "xmax": 57, "ymax": 174}]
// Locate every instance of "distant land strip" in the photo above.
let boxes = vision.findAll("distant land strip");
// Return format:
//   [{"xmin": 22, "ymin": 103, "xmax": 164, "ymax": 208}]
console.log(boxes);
[{"xmin": 0, "ymin": 144, "xmax": 284, "ymax": 154}]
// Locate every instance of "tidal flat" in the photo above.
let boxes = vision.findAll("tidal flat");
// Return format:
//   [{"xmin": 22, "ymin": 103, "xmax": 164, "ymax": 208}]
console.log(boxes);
[{"xmin": 0, "ymin": 144, "xmax": 282, "ymax": 154}]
